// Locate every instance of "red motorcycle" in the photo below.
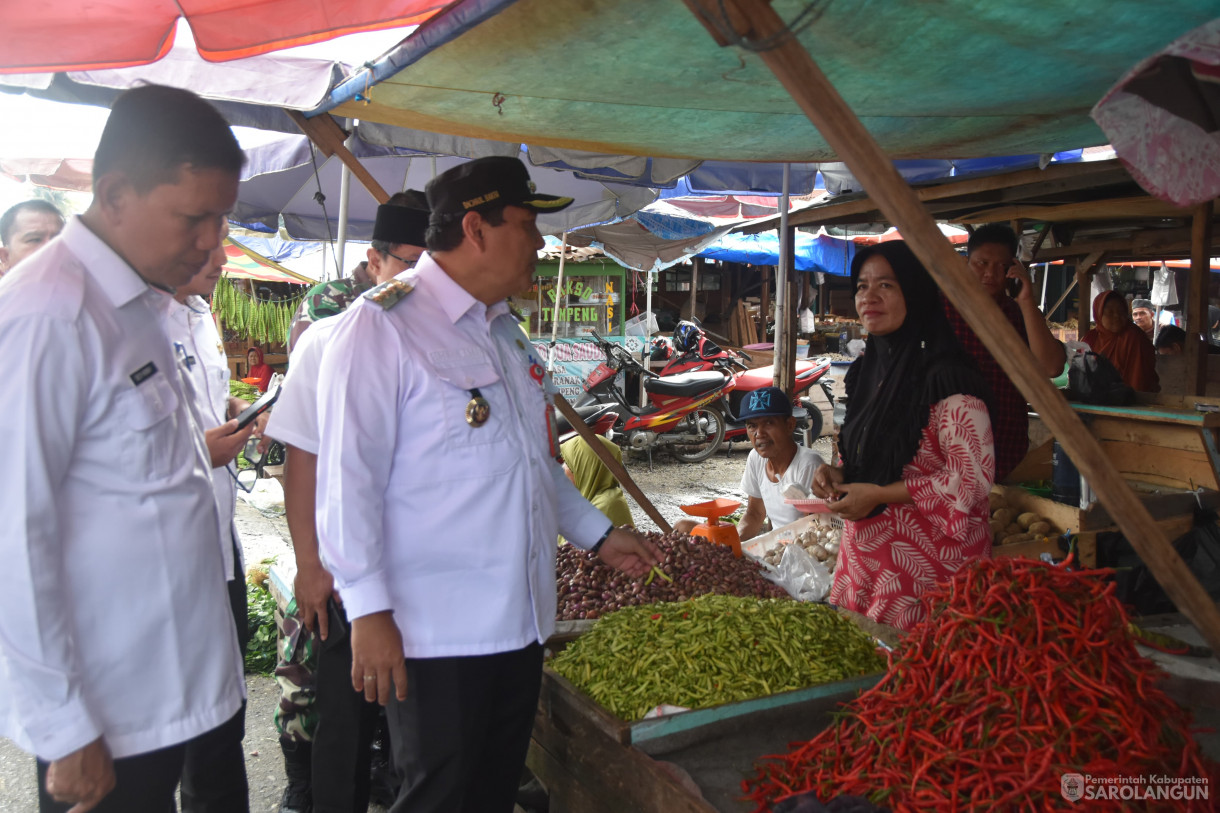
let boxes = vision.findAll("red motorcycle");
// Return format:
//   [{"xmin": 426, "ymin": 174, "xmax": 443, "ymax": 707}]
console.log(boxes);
[
  {"xmin": 578, "ymin": 330, "xmax": 734, "ymax": 463},
  {"xmin": 661, "ymin": 321, "xmax": 835, "ymax": 445}
]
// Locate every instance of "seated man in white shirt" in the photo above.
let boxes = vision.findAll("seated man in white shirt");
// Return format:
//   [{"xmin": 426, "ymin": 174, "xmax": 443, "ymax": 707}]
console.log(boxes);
[
  {"xmin": 676, "ymin": 386, "xmax": 824, "ymax": 540},
  {"xmin": 0, "ymin": 85, "xmax": 247, "ymax": 813}
]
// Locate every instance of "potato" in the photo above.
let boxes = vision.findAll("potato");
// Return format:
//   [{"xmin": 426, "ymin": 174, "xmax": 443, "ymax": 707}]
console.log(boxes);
[
  {"xmin": 988, "ymin": 492, "xmax": 1008, "ymax": 512},
  {"xmin": 992, "ymin": 508, "xmax": 1017, "ymax": 527},
  {"xmin": 1017, "ymin": 512, "xmax": 1041, "ymax": 530},
  {"xmin": 989, "ymin": 519, "xmax": 1005, "ymax": 539},
  {"xmin": 1028, "ymin": 521, "xmax": 1051, "ymax": 536},
  {"xmin": 1000, "ymin": 533, "xmax": 1035, "ymax": 546},
  {"xmin": 1004, "ymin": 523, "xmax": 1022, "ymax": 537}
]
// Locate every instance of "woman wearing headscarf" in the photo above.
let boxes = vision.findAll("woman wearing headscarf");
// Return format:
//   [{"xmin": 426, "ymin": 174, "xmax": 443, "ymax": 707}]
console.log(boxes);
[
  {"xmin": 1081, "ymin": 291, "xmax": 1159, "ymax": 392},
  {"xmin": 560, "ymin": 435, "xmax": 634, "ymax": 534},
  {"xmin": 811, "ymin": 242, "xmax": 995, "ymax": 630},
  {"xmin": 244, "ymin": 345, "xmax": 275, "ymax": 392}
]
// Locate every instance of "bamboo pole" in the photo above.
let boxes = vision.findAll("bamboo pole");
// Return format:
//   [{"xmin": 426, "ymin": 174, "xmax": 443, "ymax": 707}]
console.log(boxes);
[
  {"xmin": 684, "ymin": 0, "xmax": 1220, "ymax": 652},
  {"xmin": 553, "ymin": 395, "xmax": 672, "ymax": 533},
  {"xmin": 1185, "ymin": 202, "xmax": 1214, "ymax": 396}
]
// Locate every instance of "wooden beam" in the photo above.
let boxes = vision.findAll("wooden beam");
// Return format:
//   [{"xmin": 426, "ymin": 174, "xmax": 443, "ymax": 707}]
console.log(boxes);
[
  {"xmin": 739, "ymin": 161, "xmax": 1131, "ymax": 234},
  {"xmin": 1186, "ymin": 201, "xmax": 1214, "ymax": 397},
  {"xmin": 686, "ymin": 0, "xmax": 1220, "ymax": 653},
  {"xmin": 955, "ymin": 195, "xmax": 1191, "ymax": 225},
  {"xmin": 553, "ymin": 395, "xmax": 672, "ymax": 533},
  {"xmin": 1028, "ymin": 223, "xmax": 1053, "ymax": 263},
  {"xmin": 760, "ymin": 266, "xmax": 771, "ymax": 341},
  {"xmin": 1036, "ymin": 227, "xmax": 1198, "ymax": 261},
  {"xmin": 689, "ymin": 259, "xmax": 700, "ymax": 321},
  {"xmin": 285, "ymin": 110, "xmax": 390, "ymax": 204}
]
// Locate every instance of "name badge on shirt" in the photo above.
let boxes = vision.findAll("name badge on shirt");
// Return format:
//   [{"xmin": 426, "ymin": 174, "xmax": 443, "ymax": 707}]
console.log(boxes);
[{"xmin": 130, "ymin": 362, "xmax": 158, "ymax": 386}]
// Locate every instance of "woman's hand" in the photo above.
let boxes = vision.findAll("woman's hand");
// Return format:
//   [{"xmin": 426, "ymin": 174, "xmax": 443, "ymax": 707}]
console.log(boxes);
[
  {"xmin": 811, "ymin": 464, "xmax": 845, "ymax": 499},
  {"xmin": 827, "ymin": 482, "xmax": 884, "ymax": 521}
]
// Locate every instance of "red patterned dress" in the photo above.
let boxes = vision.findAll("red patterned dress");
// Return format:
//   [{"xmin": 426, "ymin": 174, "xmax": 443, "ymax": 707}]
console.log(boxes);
[{"xmin": 829, "ymin": 394, "xmax": 995, "ymax": 630}]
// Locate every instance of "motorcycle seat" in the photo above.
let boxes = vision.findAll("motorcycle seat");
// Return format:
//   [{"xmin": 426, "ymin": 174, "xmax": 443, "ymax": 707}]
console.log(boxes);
[
  {"xmin": 553, "ymin": 403, "xmax": 618, "ymax": 435},
  {"xmin": 644, "ymin": 370, "xmax": 726, "ymax": 397}
]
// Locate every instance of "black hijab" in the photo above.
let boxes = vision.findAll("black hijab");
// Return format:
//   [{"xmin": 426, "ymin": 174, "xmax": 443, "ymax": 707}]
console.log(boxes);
[{"xmin": 839, "ymin": 242, "xmax": 988, "ymax": 493}]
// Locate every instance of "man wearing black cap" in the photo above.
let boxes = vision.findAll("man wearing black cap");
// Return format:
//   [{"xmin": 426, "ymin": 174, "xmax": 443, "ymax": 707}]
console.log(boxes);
[
  {"xmin": 314, "ymin": 156, "xmax": 661, "ymax": 813},
  {"xmin": 1131, "ymin": 298, "xmax": 1156, "ymax": 343},
  {"xmin": 676, "ymin": 386, "xmax": 825, "ymax": 540},
  {"xmin": 266, "ymin": 194, "xmax": 428, "ymax": 813}
]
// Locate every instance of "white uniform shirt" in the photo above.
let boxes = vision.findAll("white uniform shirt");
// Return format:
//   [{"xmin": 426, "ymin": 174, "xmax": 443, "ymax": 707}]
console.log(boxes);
[
  {"xmin": 741, "ymin": 444, "xmax": 825, "ymax": 529},
  {"xmin": 0, "ymin": 218, "xmax": 245, "ymax": 762},
  {"xmin": 315, "ymin": 255, "xmax": 610, "ymax": 658},
  {"xmin": 264, "ymin": 314, "xmax": 342, "ymax": 455},
  {"xmin": 165, "ymin": 294, "xmax": 243, "ymax": 580}
]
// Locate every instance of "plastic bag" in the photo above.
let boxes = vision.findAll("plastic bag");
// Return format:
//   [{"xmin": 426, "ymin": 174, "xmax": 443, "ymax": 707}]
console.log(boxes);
[
  {"xmin": 799, "ymin": 308, "xmax": 817, "ymax": 333},
  {"xmin": 1066, "ymin": 349, "xmax": 1135, "ymax": 406},
  {"xmin": 762, "ymin": 542, "xmax": 834, "ymax": 602}
]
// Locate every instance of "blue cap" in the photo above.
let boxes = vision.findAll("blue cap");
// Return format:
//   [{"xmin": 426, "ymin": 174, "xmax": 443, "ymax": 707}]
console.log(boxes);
[{"xmin": 739, "ymin": 386, "xmax": 791, "ymax": 421}]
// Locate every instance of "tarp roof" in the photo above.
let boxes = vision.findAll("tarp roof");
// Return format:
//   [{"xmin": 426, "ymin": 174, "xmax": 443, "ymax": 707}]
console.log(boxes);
[
  {"xmin": 224, "ymin": 238, "xmax": 316, "ymax": 285},
  {"xmin": 698, "ymin": 231, "xmax": 857, "ymax": 275},
  {"xmin": 0, "ymin": 2, "xmax": 446, "ymax": 73},
  {"xmin": 323, "ymin": 0, "xmax": 1218, "ymax": 162}
]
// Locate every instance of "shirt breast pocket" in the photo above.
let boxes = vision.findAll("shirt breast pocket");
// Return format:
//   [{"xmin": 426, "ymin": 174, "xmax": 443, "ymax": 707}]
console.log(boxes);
[
  {"xmin": 116, "ymin": 376, "xmax": 181, "ymax": 481},
  {"xmin": 433, "ymin": 357, "xmax": 515, "ymax": 468}
]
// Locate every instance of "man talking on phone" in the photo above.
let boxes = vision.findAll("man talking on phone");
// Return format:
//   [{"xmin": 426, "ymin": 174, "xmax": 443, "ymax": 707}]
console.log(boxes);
[{"xmin": 943, "ymin": 223, "xmax": 1065, "ymax": 481}]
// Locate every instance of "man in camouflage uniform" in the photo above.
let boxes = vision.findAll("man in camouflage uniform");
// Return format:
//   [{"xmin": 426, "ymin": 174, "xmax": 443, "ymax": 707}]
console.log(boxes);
[
  {"xmin": 287, "ymin": 264, "xmax": 374, "ymax": 352},
  {"xmin": 270, "ymin": 191, "xmax": 427, "ymax": 813}
]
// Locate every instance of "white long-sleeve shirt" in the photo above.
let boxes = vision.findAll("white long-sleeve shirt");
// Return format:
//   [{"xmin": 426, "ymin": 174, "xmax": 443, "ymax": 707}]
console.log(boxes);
[
  {"xmin": 165, "ymin": 293, "xmax": 243, "ymax": 580},
  {"xmin": 265, "ymin": 313, "xmax": 342, "ymax": 455},
  {"xmin": 0, "ymin": 218, "xmax": 245, "ymax": 762},
  {"xmin": 315, "ymin": 255, "xmax": 610, "ymax": 658}
]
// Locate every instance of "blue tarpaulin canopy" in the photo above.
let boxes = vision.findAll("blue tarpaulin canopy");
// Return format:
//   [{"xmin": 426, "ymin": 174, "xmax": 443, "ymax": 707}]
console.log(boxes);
[{"xmin": 697, "ymin": 231, "xmax": 856, "ymax": 275}]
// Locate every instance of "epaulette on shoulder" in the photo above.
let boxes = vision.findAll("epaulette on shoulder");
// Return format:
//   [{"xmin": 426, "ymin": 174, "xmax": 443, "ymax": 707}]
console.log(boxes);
[{"xmin": 363, "ymin": 279, "xmax": 414, "ymax": 310}]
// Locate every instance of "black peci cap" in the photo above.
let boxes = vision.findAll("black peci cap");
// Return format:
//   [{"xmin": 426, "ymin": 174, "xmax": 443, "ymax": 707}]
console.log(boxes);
[{"xmin": 425, "ymin": 156, "xmax": 573, "ymax": 226}]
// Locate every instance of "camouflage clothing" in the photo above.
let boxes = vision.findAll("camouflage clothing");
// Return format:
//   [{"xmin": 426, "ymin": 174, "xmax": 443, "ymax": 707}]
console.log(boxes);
[
  {"xmin": 274, "ymin": 262, "xmax": 373, "ymax": 746},
  {"xmin": 273, "ymin": 598, "xmax": 319, "ymax": 743},
  {"xmin": 287, "ymin": 261, "xmax": 373, "ymax": 352}
]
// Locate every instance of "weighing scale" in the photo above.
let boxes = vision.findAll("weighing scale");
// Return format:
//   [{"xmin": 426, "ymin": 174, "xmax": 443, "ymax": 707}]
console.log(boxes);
[{"xmin": 680, "ymin": 498, "xmax": 742, "ymax": 558}]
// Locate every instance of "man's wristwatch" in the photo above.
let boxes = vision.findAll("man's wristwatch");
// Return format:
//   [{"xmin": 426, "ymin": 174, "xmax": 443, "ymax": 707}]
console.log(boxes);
[{"xmin": 590, "ymin": 525, "xmax": 614, "ymax": 555}]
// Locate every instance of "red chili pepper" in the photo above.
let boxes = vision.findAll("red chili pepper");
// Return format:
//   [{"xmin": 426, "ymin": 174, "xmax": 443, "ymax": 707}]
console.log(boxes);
[{"xmin": 742, "ymin": 556, "xmax": 1217, "ymax": 812}]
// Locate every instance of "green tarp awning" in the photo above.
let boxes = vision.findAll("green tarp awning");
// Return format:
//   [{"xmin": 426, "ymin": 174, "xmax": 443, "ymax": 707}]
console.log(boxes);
[{"xmin": 328, "ymin": 0, "xmax": 1218, "ymax": 161}]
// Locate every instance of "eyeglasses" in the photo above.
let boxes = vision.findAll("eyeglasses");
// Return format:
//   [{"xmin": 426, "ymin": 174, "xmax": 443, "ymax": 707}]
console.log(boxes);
[
  {"xmin": 384, "ymin": 249, "xmax": 421, "ymax": 268},
  {"xmin": 229, "ymin": 437, "xmax": 285, "ymax": 493}
]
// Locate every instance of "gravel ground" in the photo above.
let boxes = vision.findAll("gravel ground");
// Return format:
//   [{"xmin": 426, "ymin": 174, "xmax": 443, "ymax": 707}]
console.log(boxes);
[{"xmin": 0, "ymin": 438, "xmax": 831, "ymax": 812}]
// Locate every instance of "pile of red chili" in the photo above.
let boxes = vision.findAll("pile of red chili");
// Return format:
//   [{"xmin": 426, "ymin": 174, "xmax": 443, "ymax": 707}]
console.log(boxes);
[{"xmin": 744, "ymin": 555, "xmax": 1217, "ymax": 811}]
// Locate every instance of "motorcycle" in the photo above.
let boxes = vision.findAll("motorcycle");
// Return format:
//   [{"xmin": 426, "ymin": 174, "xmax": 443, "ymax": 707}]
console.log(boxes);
[
  {"xmin": 578, "ymin": 329, "xmax": 734, "ymax": 463},
  {"xmin": 553, "ymin": 401, "xmax": 619, "ymax": 446},
  {"xmin": 661, "ymin": 321, "xmax": 836, "ymax": 446}
]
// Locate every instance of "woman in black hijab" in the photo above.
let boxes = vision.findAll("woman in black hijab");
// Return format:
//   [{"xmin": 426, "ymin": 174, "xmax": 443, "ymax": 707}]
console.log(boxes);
[{"xmin": 811, "ymin": 242, "xmax": 995, "ymax": 630}]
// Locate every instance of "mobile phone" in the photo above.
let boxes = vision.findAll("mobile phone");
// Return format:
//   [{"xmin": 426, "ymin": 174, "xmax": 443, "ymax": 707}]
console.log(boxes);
[
  {"xmin": 1005, "ymin": 274, "xmax": 1023, "ymax": 298},
  {"xmin": 234, "ymin": 384, "xmax": 280, "ymax": 430}
]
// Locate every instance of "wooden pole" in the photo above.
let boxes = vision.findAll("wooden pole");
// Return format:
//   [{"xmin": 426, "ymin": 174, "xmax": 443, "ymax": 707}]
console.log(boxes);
[
  {"xmin": 684, "ymin": 0, "xmax": 1220, "ymax": 653},
  {"xmin": 1077, "ymin": 263, "xmax": 1092, "ymax": 334},
  {"xmin": 554, "ymin": 395, "xmax": 672, "ymax": 533},
  {"xmin": 1045, "ymin": 250, "xmax": 1103, "ymax": 322},
  {"xmin": 1186, "ymin": 202, "xmax": 1214, "ymax": 396},
  {"xmin": 775, "ymin": 163, "xmax": 795, "ymax": 392},
  {"xmin": 760, "ymin": 266, "xmax": 771, "ymax": 342},
  {"xmin": 285, "ymin": 110, "xmax": 390, "ymax": 204},
  {"xmin": 689, "ymin": 258, "xmax": 700, "ymax": 321}
]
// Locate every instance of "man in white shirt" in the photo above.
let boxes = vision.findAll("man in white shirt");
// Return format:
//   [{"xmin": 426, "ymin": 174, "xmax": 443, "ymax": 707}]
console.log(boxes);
[
  {"xmin": 315, "ymin": 157, "xmax": 661, "ymax": 812},
  {"xmin": 0, "ymin": 85, "xmax": 248, "ymax": 813},
  {"xmin": 266, "ymin": 195, "xmax": 428, "ymax": 813},
  {"xmin": 166, "ymin": 232, "xmax": 264, "ymax": 813},
  {"xmin": 0, "ymin": 199, "xmax": 64, "ymax": 276},
  {"xmin": 676, "ymin": 386, "xmax": 824, "ymax": 540}
]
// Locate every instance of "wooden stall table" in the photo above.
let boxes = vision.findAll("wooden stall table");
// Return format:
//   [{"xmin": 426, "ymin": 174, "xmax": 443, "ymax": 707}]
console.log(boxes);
[{"xmin": 995, "ymin": 396, "xmax": 1220, "ymax": 568}]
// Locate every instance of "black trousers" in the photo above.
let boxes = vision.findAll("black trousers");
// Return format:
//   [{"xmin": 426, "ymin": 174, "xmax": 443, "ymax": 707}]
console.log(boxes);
[
  {"xmin": 312, "ymin": 599, "xmax": 380, "ymax": 813},
  {"xmin": 385, "ymin": 643, "xmax": 544, "ymax": 813},
  {"xmin": 181, "ymin": 539, "xmax": 250, "ymax": 813},
  {"xmin": 38, "ymin": 742, "xmax": 185, "ymax": 813}
]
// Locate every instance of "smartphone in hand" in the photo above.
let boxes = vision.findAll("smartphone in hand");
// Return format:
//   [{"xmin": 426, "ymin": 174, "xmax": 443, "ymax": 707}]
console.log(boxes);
[{"xmin": 234, "ymin": 384, "xmax": 280, "ymax": 431}]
